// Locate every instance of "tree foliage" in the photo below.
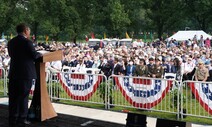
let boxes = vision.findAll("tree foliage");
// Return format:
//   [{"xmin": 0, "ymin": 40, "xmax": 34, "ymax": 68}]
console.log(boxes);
[
  {"xmin": 108, "ymin": 0, "xmax": 130, "ymax": 37},
  {"xmin": 184, "ymin": 0, "xmax": 212, "ymax": 31},
  {"xmin": 0, "ymin": 0, "xmax": 212, "ymax": 41},
  {"xmin": 142, "ymin": 0, "xmax": 186, "ymax": 38}
]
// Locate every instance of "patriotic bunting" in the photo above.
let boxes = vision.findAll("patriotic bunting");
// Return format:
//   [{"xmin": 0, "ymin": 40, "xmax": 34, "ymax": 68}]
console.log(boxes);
[
  {"xmin": 189, "ymin": 82, "xmax": 212, "ymax": 114},
  {"xmin": 114, "ymin": 77, "xmax": 173, "ymax": 108},
  {"xmin": 58, "ymin": 73, "xmax": 103, "ymax": 101}
]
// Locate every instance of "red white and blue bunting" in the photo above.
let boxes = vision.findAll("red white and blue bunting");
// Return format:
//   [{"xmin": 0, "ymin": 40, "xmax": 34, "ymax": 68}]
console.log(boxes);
[
  {"xmin": 189, "ymin": 82, "xmax": 212, "ymax": 114},
  {"xmin": 58, "ymin": 73, "xmax": 103, "ymax": 101},
  {"xmin": 114, "ymin": 77, "xmax": 173, "ymax": 108},
  {"xmin": 29, "ymin": 72, "xmax": 212, "ymax": 115}
]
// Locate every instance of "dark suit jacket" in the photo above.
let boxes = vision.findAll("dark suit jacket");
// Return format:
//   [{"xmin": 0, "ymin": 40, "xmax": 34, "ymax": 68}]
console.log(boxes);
[
  {"xmin": 98, "ymin": 62, "xmax": 112, "ymax": 78},
  {"xmin": 170, "ymin": 65, "xmax": 177, "ymax": 73},
  {"xmin": 162, "ymin": 63, "xmax": 169, "ymax": 73},
  {"xmin": 8, "ymin": 35, "xmax": 42, "ymax": 79},
  {"xmin": 125, "ymin": 65, "xmax": 136, "ymax": 76},
  {"xmin": 69, "ymin": 60, "xmax": 78, "ymax": 67},
  {"xmin": 84, "ymin": 60, "xmax": 93, "ymax": 68},
  {"xmin": 113, "ymin": 63, "xmax": 123, "ymax": 75}
]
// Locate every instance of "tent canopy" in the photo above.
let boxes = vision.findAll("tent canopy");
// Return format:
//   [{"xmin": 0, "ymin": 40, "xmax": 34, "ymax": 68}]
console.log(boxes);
[{"xmin": 168, "ymin": 30, "xmax": 212, "ymax": 41}]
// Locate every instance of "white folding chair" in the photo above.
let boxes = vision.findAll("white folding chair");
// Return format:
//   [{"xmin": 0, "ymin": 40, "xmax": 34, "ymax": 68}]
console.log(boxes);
[
  {"xmin": 164, "ymin": 73, "xmax": 176, "ymax": 79},
  {"xmin": 164, "ymin": 73, "xmax": 177, "ymax": 91},
  {"xmin": 62, "ymin": 66, "xmax": 71, "ymax": 72}
]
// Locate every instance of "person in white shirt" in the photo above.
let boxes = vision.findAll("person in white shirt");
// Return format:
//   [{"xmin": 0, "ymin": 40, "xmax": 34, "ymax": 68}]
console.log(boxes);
[
  {"xmin": 50, "ymin": 60, "xmax": 62, "ymax": 71},
  {"xmin": 92, "ymin": 57, "xmax": 100, "ymax": 68},
  {"xmin": 182, "ymin": 57, "xmax": 195, "ymax": 80},
  {"xmin": 187, "ymin": 39, "xmax": 192, "ymax": 47},
  {"xmin": 192, "ymin": 41, "xmax": 198, "ymax": 49},
  {"xmin": 75, "ymin": 59, "xmax": 86, "ymax": 73},
  {"xmin": 138, "ymin": 39, "xmax": 144, "ymax": 47},
  {"xmin": 48, "ymin": 60, "xmax": 62, "ymax": 82}
]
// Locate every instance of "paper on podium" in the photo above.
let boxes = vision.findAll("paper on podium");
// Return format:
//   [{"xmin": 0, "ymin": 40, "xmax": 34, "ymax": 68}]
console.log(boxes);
[{"xmin": 37, "ymin": 50, "xmax": 50, "ymax": 55}]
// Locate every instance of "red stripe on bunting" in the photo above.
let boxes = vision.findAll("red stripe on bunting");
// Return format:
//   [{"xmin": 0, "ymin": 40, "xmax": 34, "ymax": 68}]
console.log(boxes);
[
  {"xmin": 133, "ymin": 78, "xmax": 151, "ymax": 85},
  {"xmin": 71, "ymin": 74, "xmax": 85, "ymax": 79}
]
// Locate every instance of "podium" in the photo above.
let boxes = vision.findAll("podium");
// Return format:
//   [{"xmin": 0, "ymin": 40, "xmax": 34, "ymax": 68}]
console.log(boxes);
[{"xmin": 30, "ymin": 50, "xmax": 62, "ymax": 121}]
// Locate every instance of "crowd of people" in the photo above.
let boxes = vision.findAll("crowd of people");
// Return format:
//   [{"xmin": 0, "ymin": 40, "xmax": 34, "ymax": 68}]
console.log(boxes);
[{"xmin": 1, "ymin": 35, "xmax": 212, "ymax": 82}]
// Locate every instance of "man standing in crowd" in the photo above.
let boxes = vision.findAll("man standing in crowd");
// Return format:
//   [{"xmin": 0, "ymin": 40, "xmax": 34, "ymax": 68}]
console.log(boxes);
[
  {"xmin": 7, "ymin": 23, "xmax": 42, "ymax": 127},
  {"xmin": 84, "ymin": 56, "xmax": 93, "ymax": 68},
  {"xmin": 112, "ymin": 57, "xmax": 123, "ymax": 75}
]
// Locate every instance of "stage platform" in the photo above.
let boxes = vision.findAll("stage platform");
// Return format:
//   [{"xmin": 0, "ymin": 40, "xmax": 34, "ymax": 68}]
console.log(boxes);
[{"xmin": 0, "ymin": 97, "xmax": 211, "ymax": 127}]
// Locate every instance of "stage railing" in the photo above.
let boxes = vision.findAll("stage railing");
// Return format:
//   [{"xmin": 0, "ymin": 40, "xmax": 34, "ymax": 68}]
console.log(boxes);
[
  {"xmin": 2, "ymin": 68, "xmax": 212, "ymax": 120},
  {"xmin": 181, "ymin": 80, "xmax": 212, "ymax": 119},
  {"xmin": 108, "ymin": 75, "xmax": 181, "ymax": 118},
  {"xmin": 48, "ymin": 70, "xmax": 108, "ymax": 109}
]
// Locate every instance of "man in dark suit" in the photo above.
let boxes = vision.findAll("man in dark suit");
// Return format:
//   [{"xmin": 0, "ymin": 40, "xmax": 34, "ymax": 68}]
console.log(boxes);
[
  {"xmin": 98, "ymin": 56, "xmax": 111, "ymax": 77},
  {"xmin": 7, "ymin": 23, "xmax": 42, "ymax": 126},
  {"xmin": 84, "ymin": 56, "xmax": 93, "ymax": 68},
  {"xmin": 112, "ymin": 57, "xmax": 123, "ymax": 75}
]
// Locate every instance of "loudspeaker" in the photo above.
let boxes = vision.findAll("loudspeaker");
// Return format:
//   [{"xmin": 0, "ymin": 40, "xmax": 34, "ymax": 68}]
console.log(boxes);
[
  {"xmin": 156, "ymin": 118, "xmax": 192, "ymax": 127},
  {"xmin": 126, "ymin": 113, "xmax": 147, "ymax": 127}
]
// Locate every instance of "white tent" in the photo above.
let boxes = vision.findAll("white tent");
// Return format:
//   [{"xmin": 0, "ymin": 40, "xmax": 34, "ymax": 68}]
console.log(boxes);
[{"xmin": 167, "ymin": 30, "xmax": 212, "ymax": 41}]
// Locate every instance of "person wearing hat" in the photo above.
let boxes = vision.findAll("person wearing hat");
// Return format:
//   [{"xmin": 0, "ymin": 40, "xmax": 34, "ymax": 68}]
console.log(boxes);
[
  {"xmin": 194, "ymin": 60, "xmax": 209, "ymax": 81},
  {"xmin": 147, "ymin": 56, "xmax": 154, "ymax": 66},
  {"xmin": 147, "ymin": 57, "xmax": 155, "ymax": 77},
  {"xmin": 149, "ymin": 57, "xmax": 164, "ymax": 78}
]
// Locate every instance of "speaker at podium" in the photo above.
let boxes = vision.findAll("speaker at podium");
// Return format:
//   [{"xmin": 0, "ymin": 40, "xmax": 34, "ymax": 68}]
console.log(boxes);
[
  {"xmin": 156, "ymin": 118, "xmax": 192, "ymax": 127},
  {"xmin": 126, "ymin": 112, "xmax": 147, "ymax": 127}
]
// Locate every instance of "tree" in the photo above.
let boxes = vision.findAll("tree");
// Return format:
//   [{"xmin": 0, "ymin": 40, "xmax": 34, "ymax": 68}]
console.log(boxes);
[
  {"xmin": 69, "ymin": 0, "xmax": 96, "ymax": 42},
  {"xmin": 18, "ymin": 0, "xmax": 47, "ymax": 41},
  {"xmin": 108, "ymin": 0, "xmax": 131, "ymax": 37},
  {"xmin": 0, "ymin": 0, "xmax": 21, "ymax": 37},
  {"xmin": 142, "ymin": 0, "xmax": 185, "ymax": 39},
  {"xmin": 37, "ymin": 0, "xmax": 78, "ymax": 42},
  {"xmin": 1, "ymin": 0, "xmax": 212, "ymax": 42},
  {"xmin": 184, "ymin": 0, "xmax": 212, "ymax": 31},
  {"xmin": 120, "ymin": 0, "xmax": 145, "ymax": 38}
]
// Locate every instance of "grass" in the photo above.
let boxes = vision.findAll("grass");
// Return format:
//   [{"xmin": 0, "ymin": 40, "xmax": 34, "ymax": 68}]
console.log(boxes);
[{"xmin": 0, "ymin": 92, "xmax": 4, "ymax": 97}]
